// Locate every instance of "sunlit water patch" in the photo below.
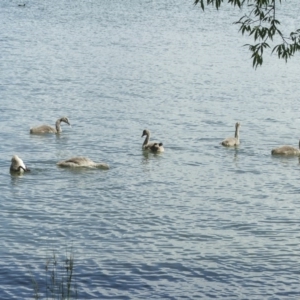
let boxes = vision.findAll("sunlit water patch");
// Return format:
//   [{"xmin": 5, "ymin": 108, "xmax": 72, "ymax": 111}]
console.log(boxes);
[{"xmin": 1, "ymin": 0, "xmax": 300, "ymax": 299}]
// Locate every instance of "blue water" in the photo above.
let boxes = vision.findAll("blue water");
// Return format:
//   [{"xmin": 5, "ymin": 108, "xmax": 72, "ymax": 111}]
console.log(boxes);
[{"xmin": 1, "ymin": 0, "xmax": 300, "ymax": 299}]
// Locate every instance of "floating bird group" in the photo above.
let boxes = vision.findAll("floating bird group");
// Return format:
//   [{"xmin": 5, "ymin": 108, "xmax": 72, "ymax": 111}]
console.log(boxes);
[
  {"xmin": 11, "ymin": 116, "xmax": 107, "ymax": 174},
  {"xmin": 220, "ymin": 122, "xmax": 300, "ymax": 156},
  {"xmin": 10, "ymin": 119, "xmax": 299, "ymax": 175}
]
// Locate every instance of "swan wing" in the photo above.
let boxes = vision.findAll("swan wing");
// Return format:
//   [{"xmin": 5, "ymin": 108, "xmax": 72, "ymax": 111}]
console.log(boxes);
[
  {"xmin": 30, "ymin": 125, "xmax": 56, "ymax": 134},
  {"xmin": 221, "ymin": 137, "xmax": 239, "ymax": 147},
  {"xmin": 57, "ymin": 157, "xmax": 109, "ymax": 169},
  {"xmin": 271, "ymin": 146, "xmax": 300, "ymax": 155}
]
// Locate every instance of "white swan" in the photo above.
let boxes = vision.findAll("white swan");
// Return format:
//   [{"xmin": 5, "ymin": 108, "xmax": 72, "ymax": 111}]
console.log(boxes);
[
  {"xmin": 10, "ymin": 155, "xmax": 30, "ymax": 173},
  {"xmin": 30, "ymin": 117, "xmax": 70, "ymax": 134},
  {"xmin": 141, "ymin": 129, "xmax": 164, "ymax": 152},
  {"xmin": 271, "ymin": 140, "xmax": 300, "ymax": 155},
  {"xmin": 221, "ymin": 122, "xmax": 241, "ymax": 147},
  {"xmin": 57, "ymin": 157, "xmax": 109, "ymax": 169}
]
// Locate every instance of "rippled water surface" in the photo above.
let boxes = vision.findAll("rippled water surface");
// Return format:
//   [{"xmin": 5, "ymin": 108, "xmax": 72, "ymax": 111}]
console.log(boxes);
[{"xmin": 1, "ymin": 0, "xmax": 300, "ymax": 299}]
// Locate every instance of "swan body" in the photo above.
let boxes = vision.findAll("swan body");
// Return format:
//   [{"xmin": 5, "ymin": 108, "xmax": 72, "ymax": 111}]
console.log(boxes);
[
  {"xmin": 57, "ymin": 157, "xmax": 109, "ymax": 169},
  {"xmin": 271, "ymin": 140, "xmax": 300, "ymax": 155},
  {"xmin": 149, "ymin": 143, "xmax": 164, "ymax": 153},
  {"xmin": 221, "ymin": 122, "xmax": 241, "ymax": 147},
  {"xmin": 142, "ymin": 129, "xmax": 164, "ymax": 152},
  {"xmin": 10, "ymin": 155, "xmax": 30, "ymax": 173},
  {"xmin": 30, "ymin": 117, "xmax": 70, "ymax": 134}
]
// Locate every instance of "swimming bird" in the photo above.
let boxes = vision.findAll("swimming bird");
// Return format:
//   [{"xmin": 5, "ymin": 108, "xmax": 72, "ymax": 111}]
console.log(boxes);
[
  {"xmin": 57, "ymin": 157, "xmax": 109, "ymax": 169},
  {"xmin": 141, "ymin": 129, "xmax": 164, "ymax": 152},
  {"xmin": 10, "ymin": 155, "xmax": 30, "ymax": 173},
  {"xmin": 30, "ymin": 117, "xmax": 70, "ymax": 134},
  {"xmin": 221, "ymin": 122, "xmax": 241, "ymax": 147},
  {"xmin": 271, "ymin": 140, "xmax": 300, "ymax": 155}
]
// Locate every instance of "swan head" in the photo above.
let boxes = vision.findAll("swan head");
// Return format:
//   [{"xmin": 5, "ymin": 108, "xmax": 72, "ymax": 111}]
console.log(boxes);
[
  {"xmin": 60, "ymin": 117, "xmax": 70, "ymax": 125},
  {"xmin": 235, "ymin": 122, "xmax": 241, "ymax": 128},
  {"xmin": 141, "ymin": 129, "xmax": 150, "ymax": 138}
]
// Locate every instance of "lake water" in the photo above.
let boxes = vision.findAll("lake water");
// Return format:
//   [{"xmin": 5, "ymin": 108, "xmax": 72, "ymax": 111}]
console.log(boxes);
[{"xmin": 1, "ymin": 0, "xmax": 300, "ymax": 299}]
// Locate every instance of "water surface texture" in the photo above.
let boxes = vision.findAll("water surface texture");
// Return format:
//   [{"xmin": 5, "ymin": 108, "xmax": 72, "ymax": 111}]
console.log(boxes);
[{"xmin": 1, "ymin": 0, "xmax": 300, "ymax": 299}]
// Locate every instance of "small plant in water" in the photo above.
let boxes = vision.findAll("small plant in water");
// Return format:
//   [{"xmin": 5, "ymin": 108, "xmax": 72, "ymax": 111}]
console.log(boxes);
[{"xmin": 31, "ymin": 250, "xmax": 78, "ymax": 300}]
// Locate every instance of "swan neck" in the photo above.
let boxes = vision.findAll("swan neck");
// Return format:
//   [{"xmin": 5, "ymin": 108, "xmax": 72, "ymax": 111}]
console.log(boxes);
[
  {"xmin": 55, "ymin": 119, "xmax": 62, "ymax": 133},
  {"xmin": 235, "ymin": 126, "xmax": 239, "ymax": 139},
  {"xmin": 143, "ymin": 133, "xmax": 150, "ymax": 146}
]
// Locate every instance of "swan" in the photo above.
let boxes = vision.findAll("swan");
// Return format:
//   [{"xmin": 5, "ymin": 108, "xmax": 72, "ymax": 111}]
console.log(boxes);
[
  {"xmin": 271, "ymin": 140, "xmax": 300, "ymax": 155},
  {"xmin": 221, "ymin": 122, "xmax": 241, "ymax": 147},
  {"xmin": 10, "ymin": 155, "xmax": 30, "ymax": 173},
  {"xmin": 30, "ymin": 117, "xmax": 70, "ymax": 134},
  {"xmin": 141, "ymin": 129, "xmax": 164, "ymax": 152},
  {"xmin": 57, "ymin": 157, "xmax": 109, "ymax": 169}
]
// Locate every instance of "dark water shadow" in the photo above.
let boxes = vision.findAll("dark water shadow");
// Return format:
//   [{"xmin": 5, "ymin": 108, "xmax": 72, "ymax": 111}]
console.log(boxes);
[
  {"xmin": 141, "ymin": 150, "xmax": 164, "ymax": 164},
  {"xmin": 271, "ymin": 154, "xmax": 300, "ymax": 163}
]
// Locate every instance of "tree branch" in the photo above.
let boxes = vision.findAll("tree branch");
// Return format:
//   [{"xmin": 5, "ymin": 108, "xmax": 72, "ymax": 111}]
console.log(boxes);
[{"xmin": 194, "ymin": 0, "xmax": 300, "ymax": 67}]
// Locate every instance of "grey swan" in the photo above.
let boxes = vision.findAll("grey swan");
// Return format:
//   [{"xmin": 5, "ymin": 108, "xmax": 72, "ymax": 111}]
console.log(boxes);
[
  {"xmin": 271, "ymin": 140, "xmax": 300, "ymax": 155},
  {"xmin": 221, "ymin": 122, "xmax": 241, "ymax": 147},
  {"xmin": 30, "ymin": 117, "xmax": 70, "ymax": 134},
  {"xmin": 10, "ymin": 155, "xmax": 30, "ymax": 173},
  {"xmin": 57, "ymin": 157, "xmax": 109, "ymax": 169},
  {"xmin": 141, "ymin": 129, "xmax": 164, "ymax": 152}
]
